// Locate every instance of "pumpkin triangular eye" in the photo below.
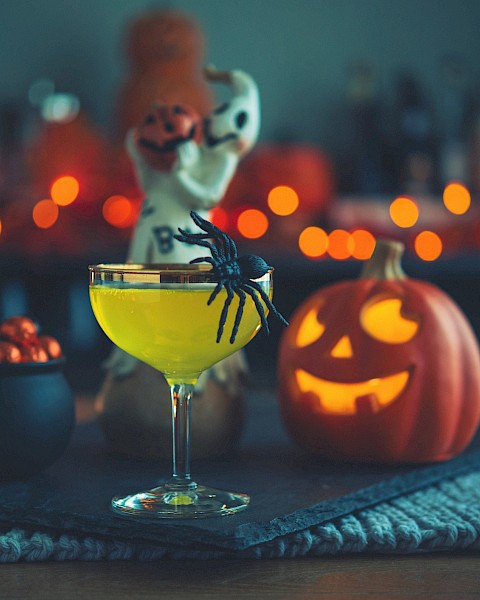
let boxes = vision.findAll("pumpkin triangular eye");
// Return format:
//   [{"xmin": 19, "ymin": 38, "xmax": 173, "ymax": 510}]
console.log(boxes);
[
  {"xmin": 360, "ymin": 296, "xmax": 419, "ymax": 343},
  {"xmin": 295, "ymin": 308, "xmax": 325, "ymax": 348},
  {"xmin": 331, "ymin": 335, "xmax": 353, "ymax": 357}
]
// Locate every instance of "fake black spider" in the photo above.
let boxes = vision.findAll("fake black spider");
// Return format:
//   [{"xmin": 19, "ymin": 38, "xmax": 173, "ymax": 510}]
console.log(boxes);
[{"xmin": 174, "ymin": 211, "xmax": 288, "ymax": 344}]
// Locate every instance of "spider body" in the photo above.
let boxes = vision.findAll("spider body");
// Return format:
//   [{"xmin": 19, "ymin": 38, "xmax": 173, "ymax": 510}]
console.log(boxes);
[{"xmin": 175, "ymin": 211, "xmax": 288, "ymax": 343}]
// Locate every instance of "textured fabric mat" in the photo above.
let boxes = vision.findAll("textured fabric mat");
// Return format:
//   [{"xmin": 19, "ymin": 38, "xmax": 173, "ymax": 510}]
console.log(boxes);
[
  {"xmin": 0, "ymin": 388, "xmax": 479, "ymax": 560},
  {"xmin": 1, "ymin": 471, "xmax": 479, "ymax": 560}
]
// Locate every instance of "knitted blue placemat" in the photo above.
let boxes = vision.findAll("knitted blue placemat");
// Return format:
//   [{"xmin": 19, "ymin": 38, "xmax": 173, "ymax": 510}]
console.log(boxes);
[{"xmin": 0, "ymin": 388, "xmax": 479, "ymax": 561}]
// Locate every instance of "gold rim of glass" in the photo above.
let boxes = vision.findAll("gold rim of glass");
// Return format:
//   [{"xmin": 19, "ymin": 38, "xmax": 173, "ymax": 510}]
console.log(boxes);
[
  {"xmin": 89, "ymin": 263, "xmax": 271, "ymax": 284},
  {"xmin": 89, "ymin": 263, "xmax": 215, "ymax": 285},
  {"xmin": 89, "ymin": 263, "xmax": 213, "ymax": 273}
]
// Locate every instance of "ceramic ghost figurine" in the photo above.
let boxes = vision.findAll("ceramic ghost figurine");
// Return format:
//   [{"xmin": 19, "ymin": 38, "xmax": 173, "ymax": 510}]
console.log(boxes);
[
  {"xmin": 128, "ymin": 66, "xmax": 260, "ymax": 264},
  {"xmin": 107, "ymin": 66, "xmax": 260, "ymax": 378},
  {"xmin": 98, "ymin": 67, "xmax": 261, "ymax": 459}
]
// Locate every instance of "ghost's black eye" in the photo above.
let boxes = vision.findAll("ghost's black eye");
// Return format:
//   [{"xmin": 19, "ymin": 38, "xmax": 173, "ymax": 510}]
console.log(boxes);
[
  {"xmin": 173, "ymin": 105, "xmax": 185, "ymax": 115},
  {"xmin": 145, "ymin": 114, "xmax": 156, "ymax": 125},
  {"xmin": 213, "ymin": 103, "xmax": 229, "ymax": 114},
  {"xmin": 164, "ymin": 122, "xmax": 174, "ymax": 132},
  {"xmin": 235, "ymin": 111, "xmax": 247, "ymax": 129}
]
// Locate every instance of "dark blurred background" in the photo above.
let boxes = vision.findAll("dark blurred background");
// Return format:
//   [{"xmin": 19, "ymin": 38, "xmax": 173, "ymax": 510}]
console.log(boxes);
[{"xmin": 1, "ymin": 0, "xmax": 480, "ymax": 391}]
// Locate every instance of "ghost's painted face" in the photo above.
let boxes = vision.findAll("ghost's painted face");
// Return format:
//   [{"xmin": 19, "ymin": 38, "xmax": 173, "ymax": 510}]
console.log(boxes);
[{"xmin": 204, "ymin": 72, "xmax": 260, "ymax": 157}]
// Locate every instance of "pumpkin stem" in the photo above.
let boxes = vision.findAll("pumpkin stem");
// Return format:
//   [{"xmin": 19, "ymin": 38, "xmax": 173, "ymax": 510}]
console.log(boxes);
[{"xmin": 360, "ymin": 239, "xmax": 406, "ymax": 281}]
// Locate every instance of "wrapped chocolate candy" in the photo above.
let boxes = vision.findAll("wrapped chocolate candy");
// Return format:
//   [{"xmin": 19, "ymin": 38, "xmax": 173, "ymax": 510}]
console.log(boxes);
[
  {"xmin": 0, "ymin": 341, "xmax": 22, "ymax": 363},
  {"xmin": 20, "ymin": 345, "xmax": 49, "ymax": 363},
  {"xmin": 38, "ymin": 335, "xmax": 63, "ymax": 360},
  {"xmin": 0, "ymin": 316, "xmax": 63, "ymax": 363},
  {"xmin": 0, "ymin": 316, "xmax": 37, "ymax": 346}
]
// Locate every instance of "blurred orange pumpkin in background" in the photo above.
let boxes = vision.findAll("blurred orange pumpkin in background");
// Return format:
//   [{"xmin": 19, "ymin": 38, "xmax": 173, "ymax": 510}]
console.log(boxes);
[
  {"xmin": 219, "ymin": 143, "xmax": 336, "ymax": 246},
  {"xmin": 116, "ymin": 7, "xmax": 214, "ymax": 140}
]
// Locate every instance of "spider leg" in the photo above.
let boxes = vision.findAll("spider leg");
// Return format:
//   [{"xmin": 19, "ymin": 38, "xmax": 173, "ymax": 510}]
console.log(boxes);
[
  {"xmin": 190, "ymin": 256, "xmax": 215, "ymax": 265},
  {"xmin": 242, "ymin": 285, "xmax": 270, "ymax": 334},
  {"xmin": 190, "ymin": 212, "xmax": 225, "ymax": 242},
  {"xmin": 207, "ymin": 281, "xmax": 224, "ymax": 305},
  {"xmin": 189, "ymin": 258, "xmax": 224, "ymax": 297},
  {"xmin": 245, "ymin": 281, "xmax": 289, "ymax": 327},
  {"xmin": 216, "ymin": 282, "xmax": 235, "ymax": 343},
  {"xmin": 190, "ymin": 211, "xmax": 224, "ymax": 238},
  {"xmin": 176, "ymin": 228, "xmax": 211, "ymax": 240},
  {"xmin": 177, "ymin": 231, "xmax": 221, "ymax": 246},
  {"xmin": 230, "ymin": 287, "xmax": 246, "ymax": 343},
  {"xmin": 175, "ymin": 228, "xmax": 216, "ymax": 247},
  {"xmin": 178, "ymin": 234, "xmax": 212, "ymax": 243},
  {"xmin": 179, "ymin": 214, "xmax": 240, "ymax": 261},
  {"xmin": 174, "ymin": 232, "xmax": 221, "ymax": 261},
  {"xmin": 189, "ymin": 211, "xmax": 233, "ymax": 258},
  {"xmin": 221, "ymin": 231, "xmax": 238, "ymax": 262}
]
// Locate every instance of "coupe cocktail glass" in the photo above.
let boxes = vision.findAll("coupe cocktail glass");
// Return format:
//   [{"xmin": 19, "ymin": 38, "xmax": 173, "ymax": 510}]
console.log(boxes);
[{"xmin": 89, "ymin": 263, "xmax": 272, "ymax": 518}]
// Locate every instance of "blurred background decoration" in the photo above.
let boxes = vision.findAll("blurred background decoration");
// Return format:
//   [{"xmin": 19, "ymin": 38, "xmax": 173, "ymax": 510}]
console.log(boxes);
[
  {"xmin": 1, "ymin": 0, "xmax": 480, "ymax": 390},
  {"xmin": 115, "ymin": 6, "xmax": 214, "ymax": 139}
]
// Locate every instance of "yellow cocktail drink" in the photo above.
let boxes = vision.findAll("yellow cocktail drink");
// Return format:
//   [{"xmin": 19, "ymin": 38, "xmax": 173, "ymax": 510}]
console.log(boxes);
[
  {"xmin": 90, "ymin": 284, "xmax": 265, "ymax": 384},
  {"xmin": 88, "ymin": 234, "xmax": 281, "ymax": 518}
]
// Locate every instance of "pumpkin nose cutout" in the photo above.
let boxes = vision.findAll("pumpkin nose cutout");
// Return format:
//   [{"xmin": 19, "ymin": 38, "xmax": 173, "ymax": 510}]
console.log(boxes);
[{"xmin": 331, "ymin": 335, "xmax": 353, "ymax": 358}]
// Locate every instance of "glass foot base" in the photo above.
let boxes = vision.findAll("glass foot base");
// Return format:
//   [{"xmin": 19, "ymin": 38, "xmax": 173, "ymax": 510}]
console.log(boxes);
[{"xmin": 111, "ymin": 482, "xmax": 250, "ymax": 519}]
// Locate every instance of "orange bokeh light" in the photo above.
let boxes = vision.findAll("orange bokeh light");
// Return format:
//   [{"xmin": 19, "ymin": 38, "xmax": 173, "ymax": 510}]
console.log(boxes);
[
  {"xmin": 298, "ymin": 226, "xmax": 328, "ymax": 259},
  {"xmin": 389, "ymin": 196, "xmax": 419, "ymax": 228},
  {"xmin": 443, "ymin": 182, "xmax": 471, "ymax": 215},
  {"xmin": 32, "ymin": 199, "xmax": 59, "ymax": 228},
  {"xmin": 237, "ymin": 209, "xmax": 269, "ymax": 239},
  {"xmin": 50, "ymin": 175, "xmax": 80, "ymax": 206},
  {"xmin": 102, "ymin": 195, "xmax": 135, "ymax": 228},
  {"xmin": 414, "ymin": 231, "xmax": 442, "ymax": 261},
  {"xmin": 327, "ymin": 229, "xmax": 353, "ymax": 260},
  {"xmin": 351, "ymin": 229, "xmax": 376, "ymax": 260},
  {"xmin": 267, "ymin": 185, "xmax": 299, "ymax": 216}
]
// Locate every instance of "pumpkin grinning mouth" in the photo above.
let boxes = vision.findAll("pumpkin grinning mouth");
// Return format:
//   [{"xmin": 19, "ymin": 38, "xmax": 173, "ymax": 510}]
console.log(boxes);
[
  {"xmin": 138, "ymin": 126, "xmax": 197, "ymax": 154},
  {"xmin": 294, "ymin": 368, "xmax": 410, "ymax": 415}
]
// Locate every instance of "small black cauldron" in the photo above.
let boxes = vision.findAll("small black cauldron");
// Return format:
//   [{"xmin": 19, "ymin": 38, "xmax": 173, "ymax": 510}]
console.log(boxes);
[{"xmin": 0, "ymin": 358, "xmax": 75, "ymax": 479}]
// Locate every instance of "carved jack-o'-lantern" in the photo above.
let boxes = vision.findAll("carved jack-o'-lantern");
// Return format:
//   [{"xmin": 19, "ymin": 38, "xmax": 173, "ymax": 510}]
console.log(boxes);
[
  {"xmin": 278, "ymin": 240, "xmax": 480, "ymax": 464},
  {"xmin": 134, "ymin": 102, "xmax": 202, "ymax": 171}
]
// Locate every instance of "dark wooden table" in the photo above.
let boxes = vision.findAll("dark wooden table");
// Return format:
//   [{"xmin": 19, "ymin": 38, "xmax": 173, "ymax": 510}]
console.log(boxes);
[{"xmin": 0, "ymin": 553, "xmax": 478, "ymax": 599}]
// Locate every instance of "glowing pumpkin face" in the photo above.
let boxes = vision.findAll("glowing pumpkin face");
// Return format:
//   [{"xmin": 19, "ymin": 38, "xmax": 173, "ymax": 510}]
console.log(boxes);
[
  {"xmin": 278, "ymin": 241, "xmax": 480, "ymax": 464},
  {"xmin": 135, "ymin": 102, "xmax": 201, "ymax": 171},
  {"xmin": 293, "ymin": 294, "xmax": 419, "ymax": 416}
]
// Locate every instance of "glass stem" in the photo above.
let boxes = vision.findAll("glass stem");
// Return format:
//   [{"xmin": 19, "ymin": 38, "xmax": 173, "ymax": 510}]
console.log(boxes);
[{"xmin": 169, "ymin": 383, "xmax": 195, "ymax": 489}]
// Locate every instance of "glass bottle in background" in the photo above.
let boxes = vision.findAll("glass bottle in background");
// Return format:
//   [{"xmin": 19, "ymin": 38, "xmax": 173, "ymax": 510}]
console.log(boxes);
[
  {"xmin": 392, "ymin": 72, "xmax": 438, "ymax": 196},
  {"xmin": 340, "ymin": 61, "xmax": 388, "ymax": 195},
  {"xmin": 437, "ymin": 54, "xmax": 472, "ymax": 188}
]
